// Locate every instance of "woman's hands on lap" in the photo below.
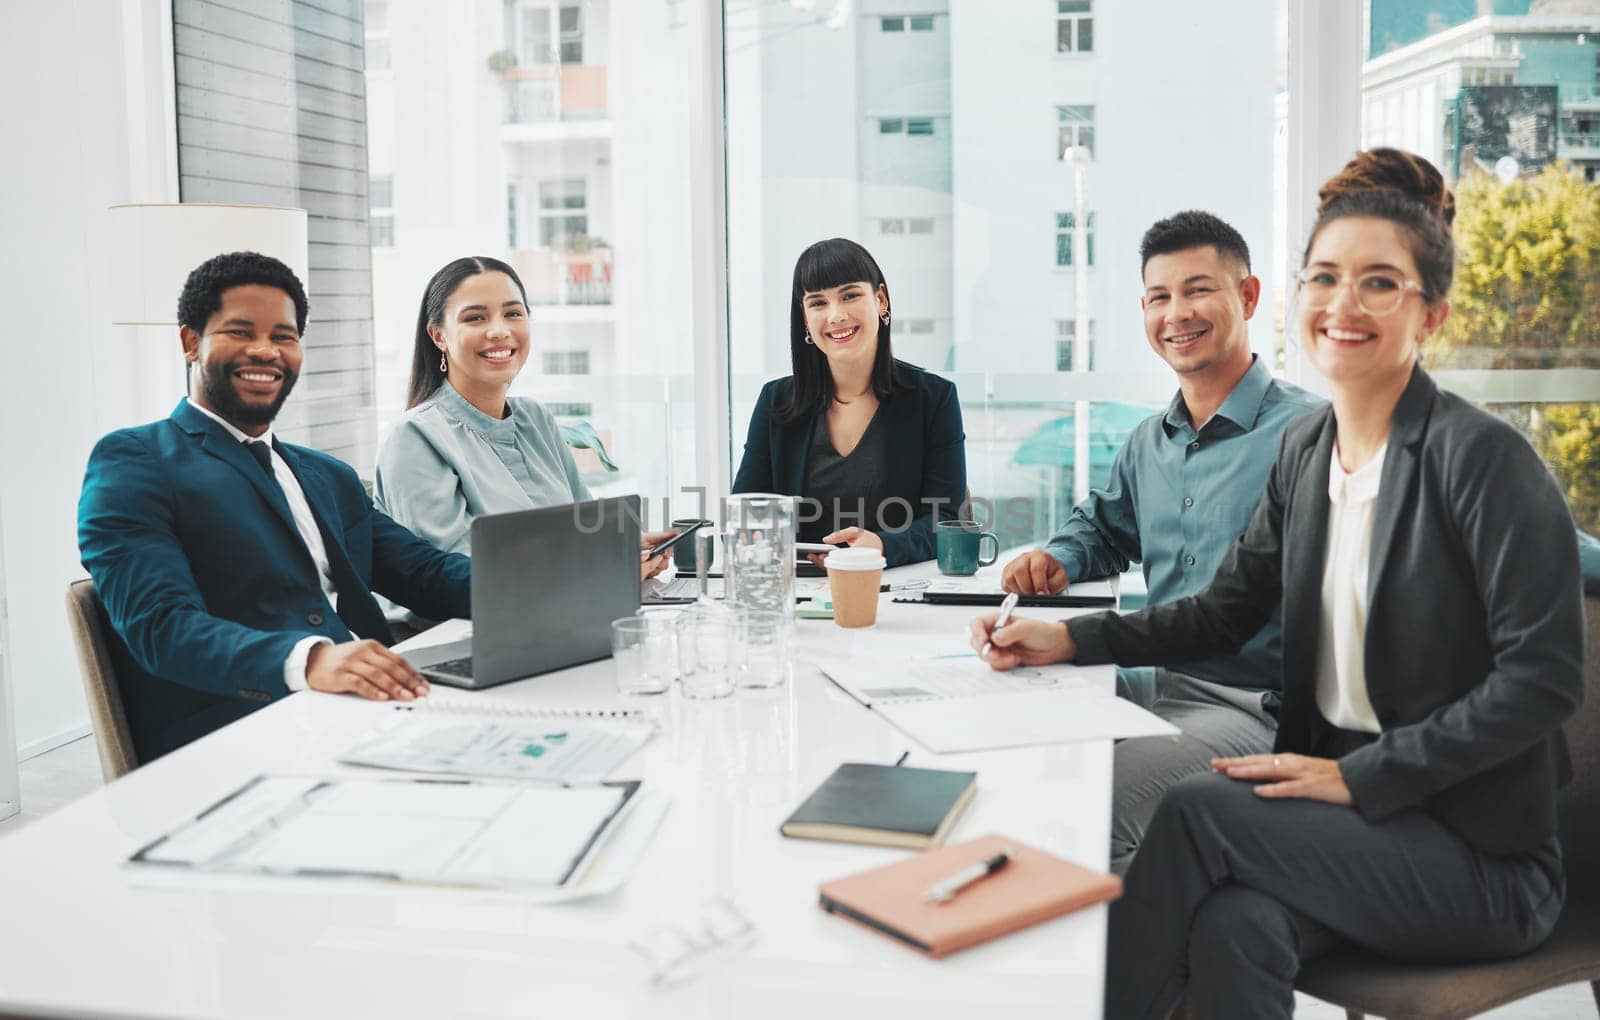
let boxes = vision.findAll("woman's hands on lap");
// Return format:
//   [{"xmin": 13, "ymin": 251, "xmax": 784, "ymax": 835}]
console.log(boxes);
[{"xmin": 1211, "ymin": 753, "xmax": 1354, "ymax": 806}]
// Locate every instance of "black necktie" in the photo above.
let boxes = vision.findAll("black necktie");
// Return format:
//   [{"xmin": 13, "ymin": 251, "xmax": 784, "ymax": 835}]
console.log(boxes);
[{"xmin": 244, "ymin": 439, "xmax": 274, "ymax": 477}]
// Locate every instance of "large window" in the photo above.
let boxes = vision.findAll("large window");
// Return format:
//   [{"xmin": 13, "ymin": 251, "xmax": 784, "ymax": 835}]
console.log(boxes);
[
  {"xmin": 365, "ymin": 0, "xmax": 697, "ymax": 519},
  {"xmin": 1057, "ymin": 104, "xmax": 1095, "ymax": 158},
  {"xmin": 1057, "ymin": 1, "xmax": 1093, "ymax": 54},
  {"xmin": 726, "ymin": 2, "xmax": 1278, "ymax": 549},
  {"xmin": 537, "ymin": 179, "xmax": 588, "ymax": 249},
  {"xmin": 1055, "ymin": 212, "xmax": 1096, "ymax": 267},
  {"xmin": 1361, "ymin": 2, "xmax": 1600, "ymax": 534},
  {"xmin": 1056, "ymin": 320, "xmax": 1096, "ymax": 372}
]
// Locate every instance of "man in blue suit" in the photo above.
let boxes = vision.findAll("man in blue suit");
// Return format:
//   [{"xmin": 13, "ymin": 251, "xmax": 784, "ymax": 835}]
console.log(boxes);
[{"xmin": 79, "ymin": 252, "xmax": 471, "ymax": 762}]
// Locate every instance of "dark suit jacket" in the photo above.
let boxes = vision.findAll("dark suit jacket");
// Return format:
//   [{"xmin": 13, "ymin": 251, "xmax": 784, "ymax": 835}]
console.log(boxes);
[
  {"xmin": 78, "ymin": 400, "xmax": 472, "ymax": 761},
  {"xmin": 1071, "ymin": 366, "xmax": 1584, "ymax": 855},
  {"xmin": 732, "ymin": 362, "xmax": 967, "ymax": 567}
]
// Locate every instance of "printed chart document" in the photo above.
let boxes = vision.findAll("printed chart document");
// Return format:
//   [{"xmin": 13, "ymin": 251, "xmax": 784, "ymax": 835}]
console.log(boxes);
[
  {"xmin": 131, "ymin": 775, "xmax": 645, "ymax": 890},
  {"xmin": 816, "ymin": 650, "xmax": 1176, "ymax": 752},
  {"xmin": 339, "ymin": 707, "xmax": 654, "ymax": 784}
]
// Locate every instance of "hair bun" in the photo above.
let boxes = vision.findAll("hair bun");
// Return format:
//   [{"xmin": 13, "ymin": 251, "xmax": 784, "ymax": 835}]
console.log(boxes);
[{"xmin": 1316, "ymin": 148, "xmax": 1454, "ymax": 227}]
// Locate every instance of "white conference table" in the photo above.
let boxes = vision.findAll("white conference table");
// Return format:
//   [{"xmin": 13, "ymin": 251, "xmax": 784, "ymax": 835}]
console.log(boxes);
[{"xmin": 0, "ymin": 558, "xmax": 1118, "ymax": 1020}]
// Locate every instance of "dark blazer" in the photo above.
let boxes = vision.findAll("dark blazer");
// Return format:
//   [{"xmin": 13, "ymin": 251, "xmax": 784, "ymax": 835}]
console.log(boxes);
[
  {"xmin": 1071, "ymin": 366, "xmax": 1584, "ymax": 855},
  {"xmin": 78, "ymin": 400, "xmax": 472, "ymax": 761},
  {"xmin": 732, "ymin": 361, "xmax": 967, "ymax": 567}
]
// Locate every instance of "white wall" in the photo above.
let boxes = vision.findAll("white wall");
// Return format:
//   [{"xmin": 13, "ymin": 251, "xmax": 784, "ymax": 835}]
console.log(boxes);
[{"xmin": 0, "ymin": 0, "xmax": 176, "ymax": 761}]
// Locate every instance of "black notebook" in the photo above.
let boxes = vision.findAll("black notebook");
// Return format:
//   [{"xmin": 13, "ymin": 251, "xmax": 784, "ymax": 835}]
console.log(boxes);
[{"xmin": 780, "ymin": 763, "xmax": 977, "ymax": 850}]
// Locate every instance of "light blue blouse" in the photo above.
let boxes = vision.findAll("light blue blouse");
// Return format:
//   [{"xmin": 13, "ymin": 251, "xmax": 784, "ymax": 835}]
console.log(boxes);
[{"xmin": 374, "ymin": 379, "xmax": 591, "ymax": 555}]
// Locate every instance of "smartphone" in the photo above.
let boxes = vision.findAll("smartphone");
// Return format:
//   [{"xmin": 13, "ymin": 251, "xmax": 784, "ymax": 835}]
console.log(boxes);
[
  {"xmin": 795, "ymin": 542, "xmax": 844, "ymax": 554},
  {"xmin": 647, "ymin": 520, "xmax": 709, "ymax": 559}
]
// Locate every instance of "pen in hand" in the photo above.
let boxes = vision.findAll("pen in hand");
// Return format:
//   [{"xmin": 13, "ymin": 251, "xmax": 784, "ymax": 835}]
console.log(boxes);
[{"xmin": 981, "ymin": 592, "xmax": 1021, "ymax": 659}]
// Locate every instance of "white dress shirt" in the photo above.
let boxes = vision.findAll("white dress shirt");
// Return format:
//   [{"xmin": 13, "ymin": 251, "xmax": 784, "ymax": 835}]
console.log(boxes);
[
  {"xmin": 1314, "ymin": 441, "xmax": 1387, "ymax": 734},
  {"xmin": 187, "ymin": 399, "xmax": 335, "ymax": 691}
]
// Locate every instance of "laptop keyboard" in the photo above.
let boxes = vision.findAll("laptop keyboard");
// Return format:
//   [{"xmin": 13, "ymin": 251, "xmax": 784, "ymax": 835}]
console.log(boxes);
[{"xmin": 423, "ymin": 656, "xmax": 474, "ymax": 679}]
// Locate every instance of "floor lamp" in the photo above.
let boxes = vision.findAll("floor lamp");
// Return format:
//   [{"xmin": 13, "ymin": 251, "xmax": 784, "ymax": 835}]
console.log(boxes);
[{"xmin": 109, "ymin": 203, "xmax": 309, "ymax": 426}]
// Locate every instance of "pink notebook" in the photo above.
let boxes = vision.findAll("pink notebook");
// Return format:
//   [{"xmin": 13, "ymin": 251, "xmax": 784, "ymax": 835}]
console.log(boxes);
[{"xmin": 818, "ymin": 834, "xmax": 1122, "ymax": 959}]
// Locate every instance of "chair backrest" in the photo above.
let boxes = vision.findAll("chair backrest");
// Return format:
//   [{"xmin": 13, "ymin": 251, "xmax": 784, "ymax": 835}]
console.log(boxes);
[
  {"xmin": 1557, "ymin": 593, "xmax": 1600, "ymax": 904},
  {"xmin": 63, "ymin": 579, "xmax": 137, "ymax": 780}
]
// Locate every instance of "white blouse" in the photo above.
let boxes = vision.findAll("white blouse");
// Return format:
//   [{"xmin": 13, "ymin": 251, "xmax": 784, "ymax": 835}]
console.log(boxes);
[{"xmin": 1314, "ymin": 441, "xmax": 1388, "ymax": 734}]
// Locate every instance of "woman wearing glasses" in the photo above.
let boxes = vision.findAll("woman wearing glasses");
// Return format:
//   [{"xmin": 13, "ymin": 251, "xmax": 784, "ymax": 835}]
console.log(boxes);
[{"xmin": 970, "ymin": 149, "xmax": 1582, "ymax": 1019}]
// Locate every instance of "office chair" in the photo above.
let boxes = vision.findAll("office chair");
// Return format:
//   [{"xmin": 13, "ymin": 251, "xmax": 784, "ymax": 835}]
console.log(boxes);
[
  {"xmin": 64, "ymin": 579, "xmax": 138, "ymax": 780},
  {"xmin": 1294, "ymin": 592, "xmax": 1600, "ymax": 1020}
]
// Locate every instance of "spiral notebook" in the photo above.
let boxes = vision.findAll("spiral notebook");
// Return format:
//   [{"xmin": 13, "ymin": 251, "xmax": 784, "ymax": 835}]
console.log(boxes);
[{"xmin": 338, "ymin": 697, "xmax": 658, "ymax": 784}]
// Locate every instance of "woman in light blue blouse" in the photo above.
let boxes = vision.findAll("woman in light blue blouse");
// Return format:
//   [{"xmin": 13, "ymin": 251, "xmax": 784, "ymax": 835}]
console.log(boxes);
[{"xmin": 375, "ymin": 256, "xmax": 671, "ymax": 577}]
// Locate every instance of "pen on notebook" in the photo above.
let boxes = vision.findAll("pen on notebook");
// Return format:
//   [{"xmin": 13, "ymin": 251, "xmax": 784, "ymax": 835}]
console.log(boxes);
[
  {"xmin": 981, "ymin": 592, "xmax": 1021, "ymax": 659},
  {"xmin": 922, "ymin": 847, "xmax": 1018, "ymax": 903}
]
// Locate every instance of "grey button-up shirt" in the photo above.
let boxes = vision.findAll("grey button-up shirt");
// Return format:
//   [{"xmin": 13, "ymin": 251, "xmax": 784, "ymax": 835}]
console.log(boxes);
[{"xmin": 1044, "ymin": 356, "xmax": 1323, "ymax": 691}]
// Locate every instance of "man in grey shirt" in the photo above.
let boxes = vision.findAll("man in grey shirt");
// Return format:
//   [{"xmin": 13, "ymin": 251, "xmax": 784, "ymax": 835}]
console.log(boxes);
[{"xmin": 1002, "ymin": 211, "xmax": 1322, "ymax": 873}]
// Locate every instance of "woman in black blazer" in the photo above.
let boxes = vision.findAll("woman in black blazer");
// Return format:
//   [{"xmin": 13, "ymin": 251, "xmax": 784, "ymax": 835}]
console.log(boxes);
[
  {"xmin": 733, "ymin": 238, "xmax": 967, "ymax": 567},
  {"xmin": 971, "ymin": 150, "xmax": 1584, "ymax": 1019}
]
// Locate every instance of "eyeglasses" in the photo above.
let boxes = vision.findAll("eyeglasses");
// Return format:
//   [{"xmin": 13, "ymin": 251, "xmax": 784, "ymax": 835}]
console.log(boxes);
[
  {"xmin": 1294, "ymin": 268, "xmax": 1426, "ymax": 316},
  {"xmin": 628, "ymin": 898, "xmax": 757, "ymax": 985}
]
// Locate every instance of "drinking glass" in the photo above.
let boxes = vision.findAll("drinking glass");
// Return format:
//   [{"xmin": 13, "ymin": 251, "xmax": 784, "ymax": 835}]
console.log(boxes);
[
  {"xmin": 738, "ymin": 610, "xmax": 792, "ymax": 689},
  {"xmin": 611, "ymin": 615, "xmax": 676, "ymax": 696},
  {"xmin": 722, "ymin": 494, "xmax": 796, "ymax": 616},
  {"xmin": 676, "ymin": 607, "xmax": 741, "ymax": 700}
]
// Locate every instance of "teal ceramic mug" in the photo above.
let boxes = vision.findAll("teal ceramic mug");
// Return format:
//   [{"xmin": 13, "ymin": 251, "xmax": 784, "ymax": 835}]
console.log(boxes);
[
  {"xmin": 935, "ymin": 521, "xmax": 1000, "ymax": 576},
  {"xmin": 670, "ymin": 518, "xmax": 714, "ymax": 573}
]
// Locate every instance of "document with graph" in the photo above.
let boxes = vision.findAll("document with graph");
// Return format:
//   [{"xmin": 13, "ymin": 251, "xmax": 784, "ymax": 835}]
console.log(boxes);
[
  {"xmin": 338, "ymin": 700, "xmax": 656, "ymax": 784},
  {"xmin": 131, "ymin": 775, "xmax": 644, "ymax": 890}
]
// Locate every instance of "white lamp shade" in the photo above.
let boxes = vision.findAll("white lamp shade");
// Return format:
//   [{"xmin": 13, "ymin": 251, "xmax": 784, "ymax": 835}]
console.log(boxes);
[{"xmin": 109, "ymin": 204, "xmax": 309, "ymax": 325}]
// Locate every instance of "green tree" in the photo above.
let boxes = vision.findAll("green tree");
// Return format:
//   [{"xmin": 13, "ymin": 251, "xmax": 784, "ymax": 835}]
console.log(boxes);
[
  {"xmin": 1532, "ymin": 404, "xmax": 1600, "ymax": 535},
  {"xmin": 1432, "ymin": 163, "xmax": 1600, "ymax": 369}
]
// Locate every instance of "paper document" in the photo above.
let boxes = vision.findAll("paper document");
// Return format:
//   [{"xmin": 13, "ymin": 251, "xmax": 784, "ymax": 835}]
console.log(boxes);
[
  {"xmin": 132, "ymin": 775, "xmax": 643, "ymax": 889},
  {"xmin": 339, "ymin": 711, "xmax": 654, "ymax": 783},
  {"xmin": 877, "ymin": 689, "xmax": 1179, "ymax": 753},
  {"xmin": 818, "ymin": 654, "xmax": 1102, "ymax": 708},
  {"xmin": 816, "ymin": 648, "xmax": 1172, "ymax": 752}
]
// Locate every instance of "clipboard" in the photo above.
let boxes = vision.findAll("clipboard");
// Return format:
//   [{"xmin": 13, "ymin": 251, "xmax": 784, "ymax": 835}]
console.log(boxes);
[{"xmin": 130, "ymin": 774, "xmax": 642, "ymax": 890}]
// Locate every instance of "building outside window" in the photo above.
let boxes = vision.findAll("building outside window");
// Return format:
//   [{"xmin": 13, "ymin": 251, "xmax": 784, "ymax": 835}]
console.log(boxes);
[
  {"xmin": 1057, "ymin": 0, "xmax": 1093, "ymax": 54},
  {"xmin": 365, "ymin": 0, "xmax": 390, "ymax": 71},
  {"xmin": 370, "ymin": 174, "xmax": 394, "ymax": 247},
  {"xmin": 881, "ymin": 14, "xmax": 934, "ymax": 32},
  {"xmin": 1057, "ymin": 105, "xmax": 1095, "ymax": 158},
  {"xmin": 1056, "ymin": 319, "xmax": 1096, "ymax": 371},
  {"xmin": 1055, "ymin": 211, "xmax": 1095, "ymax": 267},
  {"xmin": 538, "ymin": 179, "xmax": 587, "ymax": 248},
  {"xmin": 516, "ymin": 2, "xmax": 582, "ymax": 66},
  {"xmin": 506, "ymin": 181, "xmax": 520, "ymax": 248},
  {"xmin": 545, "ymin": 402, "xmax": 594, "ymax": 417},
  {"xmin": 542, "ymin": 350, "xmax": 591, "ymax": 375}
]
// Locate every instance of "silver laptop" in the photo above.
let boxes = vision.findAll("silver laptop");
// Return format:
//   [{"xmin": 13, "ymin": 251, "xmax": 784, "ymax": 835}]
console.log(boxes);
[{"xmin": 404, "ymin": 496, "xmax": 642, "ymax": 689}]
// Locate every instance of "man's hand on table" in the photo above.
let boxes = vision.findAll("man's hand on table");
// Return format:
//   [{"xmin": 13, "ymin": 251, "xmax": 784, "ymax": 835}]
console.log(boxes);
[
  {"xmin": 1000, "ymin": 551, "xmax": 1069, "ymax": 595},
  {"xmin": 307, "ymin": 639, "xmax": 430, "ymax": 701}
]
